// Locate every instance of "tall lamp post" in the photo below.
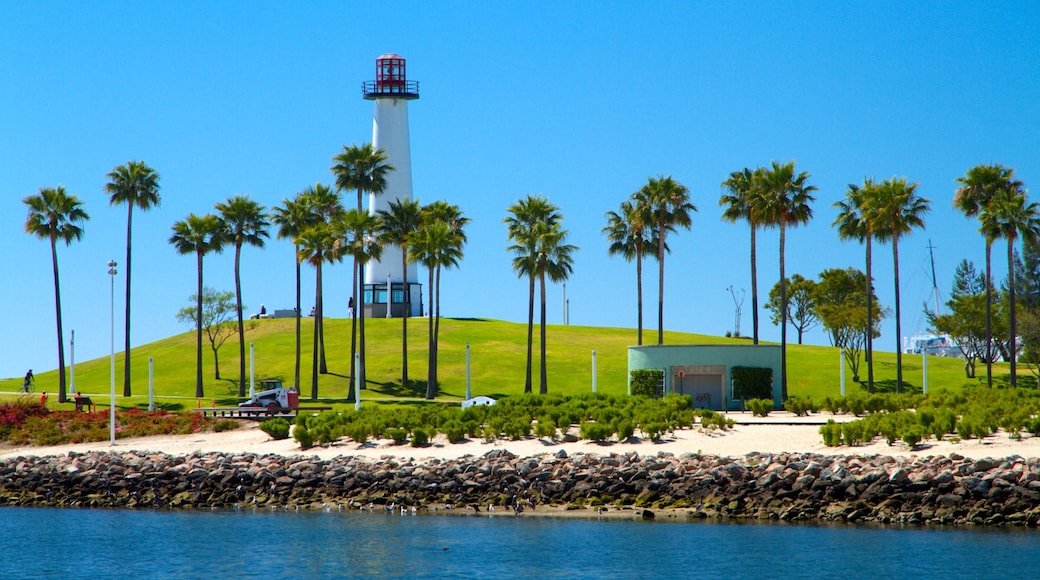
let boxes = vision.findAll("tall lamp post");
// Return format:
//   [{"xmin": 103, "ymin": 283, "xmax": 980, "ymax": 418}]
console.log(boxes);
[{"xmin": 108, "ymin": 260, "xmax": 117, "ymax": 446}]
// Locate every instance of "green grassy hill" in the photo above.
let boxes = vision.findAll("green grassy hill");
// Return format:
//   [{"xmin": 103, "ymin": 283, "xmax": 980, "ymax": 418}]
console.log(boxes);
[{"xmin": 2, "ymin": 317, "xmax": 1004, "ymax": 409}]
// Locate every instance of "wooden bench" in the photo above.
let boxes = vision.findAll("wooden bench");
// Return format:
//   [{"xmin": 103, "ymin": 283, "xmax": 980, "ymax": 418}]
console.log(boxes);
[{"xmin": 73, "ymin": 396, "xmax": 93, "ymax": 412}]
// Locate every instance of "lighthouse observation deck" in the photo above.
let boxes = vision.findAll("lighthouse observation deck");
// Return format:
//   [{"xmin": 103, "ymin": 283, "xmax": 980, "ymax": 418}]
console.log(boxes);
[{"xmin": 362, "ymin": 79, "xmax": 419, "ymax": 99}]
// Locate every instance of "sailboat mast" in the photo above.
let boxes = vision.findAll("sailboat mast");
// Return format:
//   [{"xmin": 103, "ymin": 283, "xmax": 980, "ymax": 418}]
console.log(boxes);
[{"xmin": 928, "ymin": 239, "xmax": 940, "ymax": 316}]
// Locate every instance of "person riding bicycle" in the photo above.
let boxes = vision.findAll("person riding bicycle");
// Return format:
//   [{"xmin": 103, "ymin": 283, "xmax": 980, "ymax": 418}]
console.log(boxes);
[{"xmin": 22, "ymin": 369, "xmax": 33, "ymax": 393}]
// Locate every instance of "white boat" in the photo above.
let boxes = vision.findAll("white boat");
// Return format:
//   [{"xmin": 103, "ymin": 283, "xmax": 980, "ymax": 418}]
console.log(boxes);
[{"xmin": 903, "ymin": 333, "xmax": 963, "ymax": 358}]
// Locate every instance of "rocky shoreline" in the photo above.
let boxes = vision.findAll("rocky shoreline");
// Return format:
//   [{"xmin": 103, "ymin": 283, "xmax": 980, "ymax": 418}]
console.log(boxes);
[{"xmin": 2, "ymin": 449, "xmax": 1039, "ymax": 526}]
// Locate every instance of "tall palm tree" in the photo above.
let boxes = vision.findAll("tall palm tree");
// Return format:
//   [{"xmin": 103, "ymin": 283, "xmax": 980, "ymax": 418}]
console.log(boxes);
[
  {"xmin": 337, "ymin": 209, "xmax": 384, "ymax": 394},
  {"xmin": 105, "ymin": 160, "xmax": 160, "ymax": 397},
  {"xmin": 410, "ymin": 218, "xmax": 465, "ymax": 399},
  {"xmin": 215, "ymin": 195, "xmax": 269, "ymax": 397},
  {"xmin": 720, "ymin": 167, "xmax": 764, "ymax": 344},
  {"xmin": 377, "ymin": 198, "xmax": 423, "ymax": 387},
  {"xmin": 296, "ymin": 223, "xmax": 341, "ymax": 400},
  {"xmin": 271, "ymin": 192, "xmax": 315, "ymax": 389},
  {"xmin": 955, "ymin": 164, "xmax": 1020, "ymax": 387},
  {"xmin": 833, "ymin": 180, "xmax": 878, "ymax": 391},
  {"xmin": 603, "ymin": 199, "xmax": 657, "ymax": 345},
  {"xmin": 980, "ymin": 186, "xmax": 1040, "ymax": 387},
  {"xmin": 753, "ymin": 161, "xmax": 816, "ymax": 399},
  {"xmin": 533, "ymin": 221, "xmax": 577, "ymax": 393},
  {"xmin": 867, "ymin": 177, "xmax": 930, "ymax": 392},
  {"xmin": 23, "ymin": 186, "xmax": 89, "ymax": 403},
  {"xmin": 331, "ymin": 143, "xmax": 394, "ymax": 385},
  {"xmin": 505, "ymin": 195, "xmax": 561, "ymax": 393},
  {"xmin": 301, "ymin": 183, "xmax": 344, "ymax": 375},
  {"xmin": 169, "ymin": 213, "xmax": 224, "ymax": 397},
  {"xmin": 638, "ymin": 175, "xmax": 696, "ymax": 345}
]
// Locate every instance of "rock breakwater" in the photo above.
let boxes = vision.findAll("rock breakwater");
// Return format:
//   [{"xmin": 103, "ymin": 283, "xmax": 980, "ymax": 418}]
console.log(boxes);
[{"xmin": 2, "ymin": 449, "xmax": 1039, "ymax": 526}]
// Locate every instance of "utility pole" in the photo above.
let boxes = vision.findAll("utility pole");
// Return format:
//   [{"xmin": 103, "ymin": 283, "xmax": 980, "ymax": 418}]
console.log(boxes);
[{"xmin": 727, "ymin": 285, "xmax": 745, "ymax": 338}]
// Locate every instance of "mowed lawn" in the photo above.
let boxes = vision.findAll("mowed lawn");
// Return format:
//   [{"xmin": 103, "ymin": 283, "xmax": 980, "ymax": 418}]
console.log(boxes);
[{"xmin": 1, "ymin": 317, "xmax": 1005, "ymax": 409}]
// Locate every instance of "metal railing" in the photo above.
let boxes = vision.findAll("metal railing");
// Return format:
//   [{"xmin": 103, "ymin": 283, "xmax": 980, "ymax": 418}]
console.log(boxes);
[{"xmin": 362, "ymin": 80, "xmax": 419, "ymax": 97}]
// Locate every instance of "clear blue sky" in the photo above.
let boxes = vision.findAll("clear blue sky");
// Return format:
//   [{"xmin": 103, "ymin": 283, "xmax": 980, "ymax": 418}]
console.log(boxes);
[{"xmin": 2, "ymin": 1, "xmax": 1038, "ymax": 380}]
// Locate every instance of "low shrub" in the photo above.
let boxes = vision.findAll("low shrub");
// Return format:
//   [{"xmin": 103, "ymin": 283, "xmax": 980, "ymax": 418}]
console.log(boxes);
[
  {"xmin": 386, "ymin": 428, "xmax": 408, "ymax": 445},
  {"xmin": 345, "ymin": 421, "xmax": 370, "ymax": 444},
  {"xmin": 615, "ymin": 418, "xmax": 635, "ymax": 440},
  {"xmin": 534, "ymin": 416, "xmax": 557, "ymax": 440},
  {"xmin": 212, "ymin": 419, "xmax": 239, "ymax": 433},
  {"xmin": 443, "ymin": 420, "xmax": 466, "ymax": 443},
  {"xmin": 745, "ymin": 398, "xmax": 774, "ymax": 417},
  {"xmin": 259, "ymin": 418, "xmax": 290, "ymax": 440},
  {"xmin": 784, "ymin": 396, "xmax": 813, "ymax": 417},
  {"xmin": 820, "ymin": 420, "xmax": 842, "ymax": 447},
  {"xmin": 410, "ymin": 428, "xmax": 429, "ymax": 447},
  {"xmin": 579, "ymin": 421, "xmax": 614, "ymax": 441}
]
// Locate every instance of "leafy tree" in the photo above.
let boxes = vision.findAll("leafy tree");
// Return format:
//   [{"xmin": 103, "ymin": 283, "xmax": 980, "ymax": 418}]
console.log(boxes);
[
  {"xmin": 378, "ymin": 198, "xmax": 423, "ymax": 386},
  {"xmin": 720, "ymin": 167, "xmax": 765, "ymax": 344},
  {"xmin": 928, "ymin": 259, "xmax": 996, "ymax": 378},
  {"xmin": 814, "ymin": 268, "xmax": 885, "ymax": 383},
  {"xmin": 22, "ymin": 186, "xmax": 90, "ymax": 403},
  {"xmin": 169, "ymin": 213, "xmax": 224, "ymax": 397},
  {"xmin": 867, "ymin": 177, "xmax": 930, "ymax": 392},
  {"xmin": 215, "ymin": 195, "xmax": 269, "ymax": 396},
  {"xmin": 753, "ymin": 161, "xmax": 816, "ymax": 399},
  {"xmin": 271, "ymin": 192, "xmax": 316, "ymax": 389},
  {"xmin": 955, "ymin": 163, "xmax": 1019, "ymax": 387},
  {"xmin": 765, "ymin": 274, "xmax": 818, "ymax": 344},
  {"xmin": 639, "ymin": 176, "xmax": 696, "ymax": 345},
  {"xmin": 833, "ymin": 180, "xmax": 878, "ymax": 390},
  {"xmin": 331, "ymin": 143, "xmax": 394, "ymax": 385},
  {"xmin": 337, "ymin": 209, "xmax": 384, "ymax": 393},
  {"xmin": 105, "ymin": 160, "xmax": 160, "ymax": 397},
  {"xmin": 603, "ymin": 199, "xmax": 657, "ymax": 345},
  {"xmin": 979, "ymin": 185, "xmax": 1040, "ymax": 386},
  {"xmin": 506, "ymin": 195, "xmax": 561, "ymax": 393},
  {"xmin": 176, "ymin": 288, "xmax": 238, "ymax": 380}
]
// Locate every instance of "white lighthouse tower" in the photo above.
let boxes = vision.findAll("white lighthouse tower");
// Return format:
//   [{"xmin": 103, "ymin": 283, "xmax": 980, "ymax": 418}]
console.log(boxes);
[{"xmin": 363, "ymin": 53, "xmax": 422, "ymax": 317}]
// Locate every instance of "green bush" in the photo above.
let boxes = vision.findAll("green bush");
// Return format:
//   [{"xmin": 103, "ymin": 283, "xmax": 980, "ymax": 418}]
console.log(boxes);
[
  {"xmin": 345, "ymin": 421, "xmax": 370, "ymax": 444},
  {"xmin": 615, "ymin": 418, "xmax": 635, "ymax": 440},
  {"xmin": 213, "ymin": 419, "xmax": 239, "ymax": 433},
  {"xmin": 902, "ymin": 426, "xmax": 924, "ymax": 448},
  {"xmin": 784, "ymin": 396, "xmax": 813, "ymax": 417},
  {"xmin": 846, "ymin": 395, "xmax": 866, "ymax": 417},
  {"xmin": 630, "ymin": 369, "xmax": 664, "ymax": 398},
  {"xmin": 293, "ymin": 422, "xmax": 313, "ymax": 448},
  {"xmin": 411, "ymin": 428, "xmax": 430, "ymax": 447},
  {"xmin": 745, "ymin": 398, "xmax": 774, "ymax": 417},
  {"xmin": 731, "ymin": 366, "xmax": 773, "ymax": 400},
  {"xmin": 534, "ymin": 416, "xmax": 557, "ymax": 439},
  {"xmin": 579, "ymin": 421, "xmax": 614, "ymax": 441},
  {"xmin": 820, "ymin": 420, "xmax": 842, "ymax": 446},
  {"xmin": 841, "ymin": 421, "xmax": 865, "ymax": 446},
  {"xmin": 641, "ymin": 421, "xmax": 668, "ymax": 442},
  {"xmin": 259, "ymin": 418, "xmax": 290, "ymax": 440},
  {"xmin": 443, "ymin": 420, "xmax": 466, "ymax": 443},
  {"xmin": 386, "ymin": 428, "xmax": 408, "ymax": 445}
]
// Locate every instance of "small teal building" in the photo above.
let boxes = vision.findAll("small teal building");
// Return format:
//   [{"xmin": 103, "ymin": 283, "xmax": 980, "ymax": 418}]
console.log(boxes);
[{"xmin": 627, "ymin": 344, "xmax": 783, "ymax": 411}]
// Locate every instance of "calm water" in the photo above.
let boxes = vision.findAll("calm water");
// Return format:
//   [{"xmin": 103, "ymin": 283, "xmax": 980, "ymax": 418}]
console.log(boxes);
[{"xmin": 1, "ymin": 507, "xmax": 1037, "ymax": 579}]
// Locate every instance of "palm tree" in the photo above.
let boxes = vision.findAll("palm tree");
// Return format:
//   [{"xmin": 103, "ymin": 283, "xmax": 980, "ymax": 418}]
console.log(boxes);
[
  {"xmin": 833, "ymin": 180, "xmax": 878, "ymax": 391},
  {"xmin": 979, "ymin": 186, "xmax": 1040, "ymax": 387},
  {"xmin": 215, "ymin": 195, "xmax": 269, "ymax": 397},
  {"xmin": 105, "ymin": 161, "xmax": 160, "ymax": 397},
  {"xmin": 867, "ymin": 177, "xmax": 930, "ymax": 392},
  {"xmin": 377, "ymin": 198, "xmax": 423, "ymax": 387},
  {"xmin": 23, "ymin": 186, "xmax": 89, "ymax": 403},
  {"xmin": 337, "ymin": 209, "xmax": 384, "ymax": 394},
  {"xmin": 753, "ymin": 161, "xmax": 816, "ymax": 399},
  {"xmin": 603, "ymin": 199, "xmax": 657, "ymax": 345},
  {"xmin": 301, "ymin": 183, "xmax": 344, "ymax": 375},
  {"xmin": 638, "ymin": 175, "xmax": 697, "ymax": 345},
  {"xmin": 296, "ymin": 222, "xmax": 341, "ymax": 400},
  {"xmin": 330, "ymin": 143, "xmax": 394, "ymax": 385},
  {"xmin": 506, "ymin": 195, "xmax": 561, "ymax": 393},
  {"xmin": 410, "ymin": 218, "xmax": 465, "ymax": 399},
  {"xmin": 955, "ymin": 164, "xmax": 1020, "ymax": 387},
  {"xmin": 720, "ymin": 167, "xmax": 764, "ymax": 344},
  {"xmin": 533, "ymin": 221, "xmax": 577, "ymax": 393},
  {"xmin": 271, "ymin": 192, "xmax": 315, "ymax": 390},
  {"xmin": 169, "ymin": 213, "xmax": 224, "ymax": 397}
]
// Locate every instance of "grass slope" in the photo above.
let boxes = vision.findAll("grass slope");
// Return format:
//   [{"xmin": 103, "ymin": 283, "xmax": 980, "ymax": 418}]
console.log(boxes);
[{"xmin": 2, "ymin": 317, "xmax": 1012, "ymax": 408}]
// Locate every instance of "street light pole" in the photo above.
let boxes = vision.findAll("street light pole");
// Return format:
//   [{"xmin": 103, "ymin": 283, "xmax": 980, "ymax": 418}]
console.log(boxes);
[{"xmin": 108, "ymin": 260, "xmax": 117, "ymax": 446}]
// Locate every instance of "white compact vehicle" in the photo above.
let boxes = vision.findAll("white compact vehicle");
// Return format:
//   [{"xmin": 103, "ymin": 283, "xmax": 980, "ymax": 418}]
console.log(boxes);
[{"xmin": 238, "ymin": 380, "xmax": 299, "ymax": 414}]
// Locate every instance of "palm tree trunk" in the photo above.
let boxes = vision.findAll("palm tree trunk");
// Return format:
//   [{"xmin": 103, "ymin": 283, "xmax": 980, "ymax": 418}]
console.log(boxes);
[
  {"xmin": 293, "ymin": 246, "xmax": 301, "ymax": 389},
  {"xmin": 235, "ymin": 245, "xmax": 246, "ymax": 397},
  {"xmin": 893, "ymin": 236, "xmax": 903, "ymax": 393},
  {"xmin": 636, "ymin": 243, "xmax": 643, "ymax": 346},
  {"xmin": 349, "ymin": 258, "xmax": 358, "ymax": 382},
  {"xmin": 51, "ymin": 239, "xmax": 68, "ymax": 403},
  {"xmin": 985, "ymin": 240, "xmax": 993, "ymax": 387},
  {"xmin": 311, "ymin": 262, "xmax": 322, "ymax": 400},
  {"xmin": 401, "ymin": 249, "xmax": 409, "ymax": 387},
  {"xmin": 123, "ymin": 204, "xmax": 133, "ymax": 397},
  {"xmin": 539, "ymin": 271, "xmax": 548, "ymax": 394},
  {"xmin": 751, "ymin": 225, "xmax": 759, "ymax": 344},
  {"xmin": 195, "ymin": 250, "xmax": 205, "ymax": 398},
  {"xmin": 779, "ymin": 222, "xmax": 788, "ymax": 400},
  {"xmin": 359, "ymin": 261, "xmax": 367, "ymax": 390},
  {"xmin": 524, "ymin": 275, "xmax": 535, "ymax": 393},
  {"xmin": 1009, "ymin": 238, "xmax": 1018, "ymax": 387},
  {"xmin": 866, "ymin": 235, "xmax": 875, "ymax": 392},
  {"xmin": 657, "ymin": 223, "xmax": 666, "ymax": 345},
  {"xmin": 425, "ymin": 265, "xmax": 436, "ymax": 399}
]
